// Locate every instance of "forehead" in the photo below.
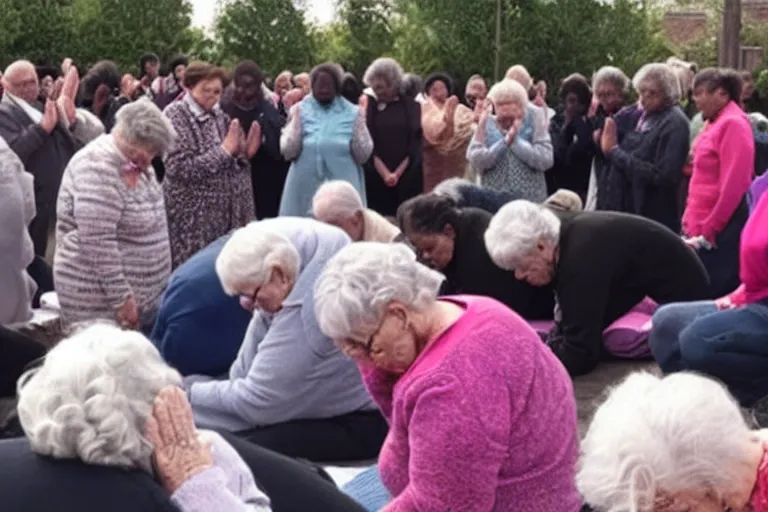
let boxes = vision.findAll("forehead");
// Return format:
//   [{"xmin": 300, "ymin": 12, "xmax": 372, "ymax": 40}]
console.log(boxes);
[{"xmin": 236, "ymin": 74, "xmax": 258, "ymax": 86}]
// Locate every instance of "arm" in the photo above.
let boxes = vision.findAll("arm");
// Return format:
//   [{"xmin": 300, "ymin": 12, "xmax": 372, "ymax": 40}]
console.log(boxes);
[
  {"xmin": 355, "ymin": 360, "xmax": 399, "ymax": 421},
  {"xmin": 70, "ymin": 163, "xmax": 132, "ymax": 308},
  {"xmin": 509, "ymin": 108, "xmax": 554, "ymax": 171},
  {"xmin": 384, "ymin": 375, "xmax": 509, "ymax": 512},
  {"xmin": 164, "ymin": 110, "xmax": 236, "ymax": 186},
  {"xmin": 0, "ymin": 110, "xmax": 48, "ymax": 165},
  {"xmin": 608, "ymin": 117, "xmax": 689, "ymax": 187},
  {"xmin": 279, "ymin": 106, "xmax": 302, "ymax": 161},
  {"xmin": 701, "ymin": 118, "xmax": 755, "ymax": 242},
  {"xmin": 565, "ymin": 117, "xmax": 596, "ymax": 163},
  {"xmin": 260, "ymin": 110, "xmax": 285, "ymax": 161},
  {"xmin": 350, "ymin": 109, "xmax": 374, "ymax": 164}
]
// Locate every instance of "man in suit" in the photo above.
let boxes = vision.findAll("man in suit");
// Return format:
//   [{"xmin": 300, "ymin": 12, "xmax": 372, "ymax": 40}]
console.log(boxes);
[{"xmin": 0, "ymin": 60, "xmax": 81, "ymax": 257}]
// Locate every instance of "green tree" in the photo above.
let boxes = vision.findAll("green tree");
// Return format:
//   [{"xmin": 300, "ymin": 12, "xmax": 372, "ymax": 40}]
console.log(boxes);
[
  {"xmin": 214, "ymin": 0, "xmax": 313, "ymax": 76},
  {"xmin": 0, "ymin": 0, "xmax": 76, "ymax": 68}
]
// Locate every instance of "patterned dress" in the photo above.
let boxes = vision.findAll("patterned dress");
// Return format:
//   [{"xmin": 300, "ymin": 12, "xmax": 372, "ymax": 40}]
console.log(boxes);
[
  {"xmin": 54, "ymin": 135, "xmax": 171, "ymax": 327},
  {"xmin": 163, "ymin": 95, "xmax": 255, "ymax": 269}
]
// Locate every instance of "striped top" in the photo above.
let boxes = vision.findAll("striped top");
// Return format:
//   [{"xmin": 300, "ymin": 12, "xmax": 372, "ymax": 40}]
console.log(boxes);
[{"xmin": 54, "ymin": 134, "xmax": 171, "ymax": 326}]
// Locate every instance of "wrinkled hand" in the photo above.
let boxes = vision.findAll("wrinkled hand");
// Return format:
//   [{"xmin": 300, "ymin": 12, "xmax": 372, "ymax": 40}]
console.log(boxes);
[
  {"xmin": 245, "ymin": 121, "xmax": 262, "ymax": 158},
  {"xmin": 385, "ymin": 173, "xmax": 399, "ymax": 187},
  {"xmin": 715, "ymin": 295, "xmax": 737, "ymax": 310},
  {"xmin": 592, "ymin": 128, "xmax": 602, "ymax": 146},
  {"xmin": 337, "ymin": 339, "xmax": 374, "ymax": 365},
  {"xmin": 92, "ymin": 83, "xmax": 112, "ymax": 117},
  {"xmin": 505, "ymin": 121, "xmax": 520, "ymax": 144},
  {"xmin": 445, "ymin": 95, "xmax": 460, "ymax": 112},
  {"xmin": 283, "ymin": 88, "xmax": 304, "ymax": 109},
  {"xmin": 115, "ymin": 295, "xmax": 139, "ymax": 329},
  {"xmin": 683, "ymin": 235, "xmax": 714, "ymax": 251},
  {"xmin": 601, "ymin": 117, "xmax": 618, "ymax": 154},
  {"xmin": 40, "ymin": 100, "xmax": 59, "ymax": 133},
  {"xmin": 61, "ymin": 58, "xmax": 73, "ymax": 76},
  {"xmin": 533, "ymin": 94, "xmax": 546, "ymax": 108},
  {"xmin": 359, "ymin": 94, "xmax": 368, "ymax": 113},
  {"xmin": 222, "ymin": 119, "xmax": 243, "ymax": 156},
  {"xmin": 479, "ymin": 99, "xmax": 493, "ymax": 124},
  {"xmin": 146, "ymin": 387, "xmax": 213, "ymax": 495}
]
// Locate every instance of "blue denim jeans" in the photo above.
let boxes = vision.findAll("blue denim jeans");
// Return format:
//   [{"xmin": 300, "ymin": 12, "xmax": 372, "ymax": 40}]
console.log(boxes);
[{"xmin": 650, "ymin": 300, "xmax": 768, "ymax": 405}]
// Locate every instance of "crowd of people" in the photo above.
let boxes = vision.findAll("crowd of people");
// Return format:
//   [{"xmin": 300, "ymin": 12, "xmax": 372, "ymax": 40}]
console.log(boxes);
[{"xmin": 0, "ymin": 48, "xmax": 767, "ymax": 511}]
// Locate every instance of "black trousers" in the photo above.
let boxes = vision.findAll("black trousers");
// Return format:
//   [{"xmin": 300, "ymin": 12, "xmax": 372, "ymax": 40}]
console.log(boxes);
[
  {"xmin": 0, "ymin": 326, "xmax": 46, "ymax": 398},
  {"xmin": 27, "ymin": 256, "xmax": 54, "ymax": 308},
  {"xmin": 236, "ymin": 409, "xmax": 388, "ymax": 463},
  {"xmin": 218, "ymin": 431, "xmax": 366, "ymax": 512}
]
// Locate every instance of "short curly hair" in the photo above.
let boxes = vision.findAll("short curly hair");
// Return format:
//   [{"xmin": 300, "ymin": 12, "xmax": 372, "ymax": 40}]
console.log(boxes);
[
  {"xmin": 17, "ymin": 323, "xmax": 182, "ymax": 470},
  {"xmin": 560, "ymin": 73, "xmax": 592, "ymax": 107}
]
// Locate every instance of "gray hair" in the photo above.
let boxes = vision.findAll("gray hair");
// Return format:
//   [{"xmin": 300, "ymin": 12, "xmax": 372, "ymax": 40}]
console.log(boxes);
[
  {"xmin": 484, "ymin": 200, "xmax": 561, "ymax": 270},
  {"xmin": 314, "ymin": 242, "xmax": 444, "ymax": 343},
  {"xmin": 363, "ymin": 58, "xmax": 404, "ymax": 91},
  {"xmin": 632, "ymin": 63, "xmax": 680, "ymax": 104},
  {"xmin": 592, "ymin": 66, "xmax": 630, "ymax": 93},
  {"xmin": 504, "ymin": 65, "xmax": 533, "ymax": 91},
  {"xmin": 114, "ymin": 98, "xmax": 176, "ymax": 154},
  {"xmin": 312, "ymin": 180, "xmax": 364, "ymax": 222},
  {"xmin": 544, "ymin": 189, "xmax": 583, "ymax": 212},
  {"xmin": 488, "ymin": 79, "xmax": 529, "ymax": 107},
  {"xmin": 216, "ymin": 223, "xmax": 301, "ymax": 296},
  {"xmin": 578, "ymin": 372, "xmax": 754, "ymax": 512},
  {"xmin": 17, "ymin": 323, "xmax": 182, "ymax": 470}
]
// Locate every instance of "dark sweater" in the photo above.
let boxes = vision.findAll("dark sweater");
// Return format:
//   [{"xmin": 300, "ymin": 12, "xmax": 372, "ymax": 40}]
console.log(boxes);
[
  {"xmin": 442, "ymin": 208, "xmax": 554, "ymax": 320},
  {"xmin": 550, "ymin": 211, "xmax": 710, "ymax": 376}
]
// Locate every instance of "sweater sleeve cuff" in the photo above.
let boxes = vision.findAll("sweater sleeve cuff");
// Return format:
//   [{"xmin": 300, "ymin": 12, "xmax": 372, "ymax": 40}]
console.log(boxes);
[
  {"xmin": 171, "ymin": 466, "xmax": 253, "ymax": 512},
  {"xmin": 727, "ymin": 284, "xmax": 748, "ymax": 307}
]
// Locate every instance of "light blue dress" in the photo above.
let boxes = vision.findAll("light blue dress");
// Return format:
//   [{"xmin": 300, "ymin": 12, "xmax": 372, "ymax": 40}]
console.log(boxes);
[{"xmin": 279, "ymin": 96, "xmax": 373, "ymax": 217}]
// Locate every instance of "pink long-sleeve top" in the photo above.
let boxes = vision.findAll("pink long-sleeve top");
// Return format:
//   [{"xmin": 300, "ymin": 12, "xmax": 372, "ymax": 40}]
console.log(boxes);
[
  {"xmin": 683, "ymin": 101, "xmax": 754, "ymax": 242},
  {"xmin": 726, "ymin": 191, "xmax": 768, "ymax": 307},
  {"xmin": 359, "ymin": 296, "xmax": 582, "ymax": 512}
]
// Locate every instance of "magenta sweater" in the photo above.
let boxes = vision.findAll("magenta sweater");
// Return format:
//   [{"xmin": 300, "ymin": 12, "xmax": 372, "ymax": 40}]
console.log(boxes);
[
  {"xmin": 683, "ymin": 101, "xmax": 754, "ymax": 242},
  {"xmin": 727, "ymin": 191, "xmax": 768, "ymax": 306},
  {"xmin": 359, "ymin": 296, "xmax": 582, "ymax": 512}
]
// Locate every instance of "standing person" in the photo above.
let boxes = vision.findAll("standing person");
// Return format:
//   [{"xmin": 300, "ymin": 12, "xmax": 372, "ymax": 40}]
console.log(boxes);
[
  {"xmin": 421, "ymin": 73, "xmax": 474, "ymax": 192},
  {"xmin": 153, "ymin": 55, "xmax": 188, "ymax": 110},
  {"xmin": 222, "ymin": 60, "xmax": 288, "ymax": 219},
  {"xmin": 163, "ymin": 61, "xmax": 258, "ymax": 269},
  {"xmin": 684, "ymin": 68, "xmax": 754, "ymax": 298},
  {"xmin": 272, "ymin": 70, "xmax": 294, "ymax": 118},
  {"xmin": 0, "ymin": 60, "xmax": 81, "ymax": 257},
  {"xmin": 54, "ymin": 100, "xmax": 176, "ymax": 331},
  {"xmin": 138, "ymin": 53, "xmax": 161, "ymax": 99},
  {"xmin": 78, "ymin": 60, "xmax": 121, "ymax": 130},
  {"xmin": 362, "ymin": 58, "xmax": 422, "ymax": 217},
  {"xmin": 463, "ymin": 74, "xmax": 488, "ymax": 112},
  {"xmin": 279, "ymin": 63, "xmax": 372, "ymax": 217}
]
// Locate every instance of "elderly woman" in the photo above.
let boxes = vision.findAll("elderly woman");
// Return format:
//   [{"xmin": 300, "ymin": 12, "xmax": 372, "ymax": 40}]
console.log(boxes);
[
  {"xmin": 467, "ymin": 79, "xmax": 553, "ymax": 201},
  {"xmin": 464, "ymin": 74, "xmax": 488, "ymax": 112},
  {"xmin": 221, "ymin": 60, "xmax": 289, "ymax": 219},
  {"xmin": 314, "ymin": 242, "xmax": 582, "ymax": 511},
  {"xmin": 361, "ymin": 58, "xmax": 423, "ymax": 217},
  {"xmin": 280, "ymin": 63, "xmax": 372, "ymax": 217},
  {"xmin": 12, "ymin": 323, "xmax": 369, "ymax": 511},
  {"xmin": 397, "ymin": 194, "xmax": 554, "ymax": 320},
  {"xmin": 163, "ymin": 61, "xmax": 257, "ymax": 269},
  {"xmin": 421, "ymin": 72, "xmax": 474, "ymax": 192},
  {"xmin": 54, "ymin": 99, "xmax": 175, "ymax": 331},
  {"xmin": 578, "ymin": 372, "xmax": 768, "ymax": 512},
  {"xmin": 485, "ymin": 200, "xmax": 710, "ymax": 376},
  {"xmin": 588, "ymin": 66, "xmax": 641, "ymax": 212},
  {"xmin": 649, "ymin": 190, "xmax": 768, "ymax": 407},
  {"xmin": 181, "ymin": 218, "xmax": 386, "ymax": 462},
  {"xmin": 549, "ymin": 73, "xmax": 596, "ymax": 200},
  {"xmin": 684, "ymin": 68, "xmax": 754, "ymax": 298},
  {"xmin": 312, "ymin": 180, "xmax": 403, "ymax": 243},
  {"xmin": 600, "ymin": 63, "xmax": 690, "ymax": 233}
]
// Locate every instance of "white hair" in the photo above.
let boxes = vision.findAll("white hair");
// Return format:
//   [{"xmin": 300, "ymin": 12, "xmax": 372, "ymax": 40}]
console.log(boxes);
[
  {"xmin": 363, "ymin": 57, "xmax": 404, "ymax": 90},
  {"xmin": 16, "ymin": 323, "xmax": 181, "ymax": 470},
  {"xmin": 314, "ymin": 242, "xmax": 444, "ymax": 342},
  {"xmin": 632, "ymin": 63, "xmax": 680, "ymax": 104},
  {"xmin": 484, "ymin": 200, "xmax": 561, "ymax": 270},
  {"xmin": 578, "ymin": 372, "xmax": 754, "ymax": 512},
  {"xmin": 592, "ymin": 66, "xmax": 630, "ymax": 93},
  {"xmin": 488, "ymin": 79, "xmax": 529, "ymax": 108},
  {"xmin": 312, "ymin": 180, "xmax": 364, "ymax": 222},
  {"xmin": 432, "ymin": 177, "xmax": 468, "ymax": 202},
  {"xmin": 504, "ymin": 64, "xmax": 533, "ymax": 91},
  {"xmin": 216, "ymin": 223, "xmax": 301, "ymax": 296},
  {"xmin": 114, "ymin": 98, "xmax": 177, "ymax": 154}
]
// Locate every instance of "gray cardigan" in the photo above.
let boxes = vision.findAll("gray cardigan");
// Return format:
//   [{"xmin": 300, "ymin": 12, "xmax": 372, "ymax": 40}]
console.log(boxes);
[
  {"xmin": 187, "ymin": 218, "xmax": 377, "ymax": 432},
  {"xmin": 0, "ymin": 137, "xmax": 36, "ymax": 324}
]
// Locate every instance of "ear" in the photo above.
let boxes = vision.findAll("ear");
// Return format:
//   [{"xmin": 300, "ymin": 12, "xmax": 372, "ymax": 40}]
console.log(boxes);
[
  {"xmin": 443, "ymin": 224, "xmax": 456, "ymax": 239},
  {"xmin": 272, "ymin": 265, "xmax": 288, "ymax": 284},
  {"xmin": 387, "ymin": 301, "xmax": 410, "ymax": 325}
]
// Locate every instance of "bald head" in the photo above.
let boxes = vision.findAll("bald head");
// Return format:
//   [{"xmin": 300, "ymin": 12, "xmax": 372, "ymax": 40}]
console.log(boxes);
[{"xmin": 3, "ymin": 60, "xmax": 39, "ymax": 102}]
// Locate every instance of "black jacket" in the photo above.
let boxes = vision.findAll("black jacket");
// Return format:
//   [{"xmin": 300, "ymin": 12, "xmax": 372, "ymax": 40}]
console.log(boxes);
[{"xmin": 549, "ymin": 210, "xmax": 710, "ymax": 376}]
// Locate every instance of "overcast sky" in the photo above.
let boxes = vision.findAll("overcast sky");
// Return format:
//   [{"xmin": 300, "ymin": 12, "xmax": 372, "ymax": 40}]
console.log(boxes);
[{"xmin": 190, "ymin": 0, "xmax": 336, "ymax": 29}]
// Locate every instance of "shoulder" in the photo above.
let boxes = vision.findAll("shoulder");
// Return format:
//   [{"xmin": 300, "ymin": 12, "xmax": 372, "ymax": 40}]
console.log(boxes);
[{"xmin": 162, "ymin": 101, "xmax": 189, "ymax": 120}]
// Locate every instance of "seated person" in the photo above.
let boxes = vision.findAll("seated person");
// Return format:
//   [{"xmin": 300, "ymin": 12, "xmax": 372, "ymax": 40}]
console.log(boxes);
[
  {"xmin": 650, "ymin": 190, "xmax": 768, "ymax": 406},
  {"xmin": 578, "ymin": 372, "xmax": 768, "ymax": 512},
  {"xmin": 151, "ymin": 233, "xmax": 252, "ymax": 377},
  {"xmin": 186, "ymin": 218, "xmax": 386, "ymax": 463},
  {"xmin": 16, "ymin": 323, "xmax": 268, "ymax": 511},
  {"xmin": 314, "ymin": 242, "xmax": 582, "ymax": 511},
  {"xmin": 485, "ymin": 200, "xmax": 710, "ymax": 376},
  {"xmin": 397, "ymin": 194, "xmax": 554, "ymax": 320},
  {"xmin": 312, "ymin": 180, "xmax": 404, "ymax": 243}
]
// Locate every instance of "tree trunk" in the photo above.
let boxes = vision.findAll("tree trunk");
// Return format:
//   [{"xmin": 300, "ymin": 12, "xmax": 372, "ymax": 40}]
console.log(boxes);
[
  {"xmin": 494, "ymin": 0, "xmax": 502, "ymax": 82},
  {"xmin": 719, "ymin": 0, "xmax": 742, "ymax": 68}
]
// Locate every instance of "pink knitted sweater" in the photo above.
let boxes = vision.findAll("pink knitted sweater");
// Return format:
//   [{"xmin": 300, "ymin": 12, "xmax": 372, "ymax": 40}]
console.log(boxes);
[{"xmin": 359, "ymin": 296, "xmax": 582, "ymax": 511}]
